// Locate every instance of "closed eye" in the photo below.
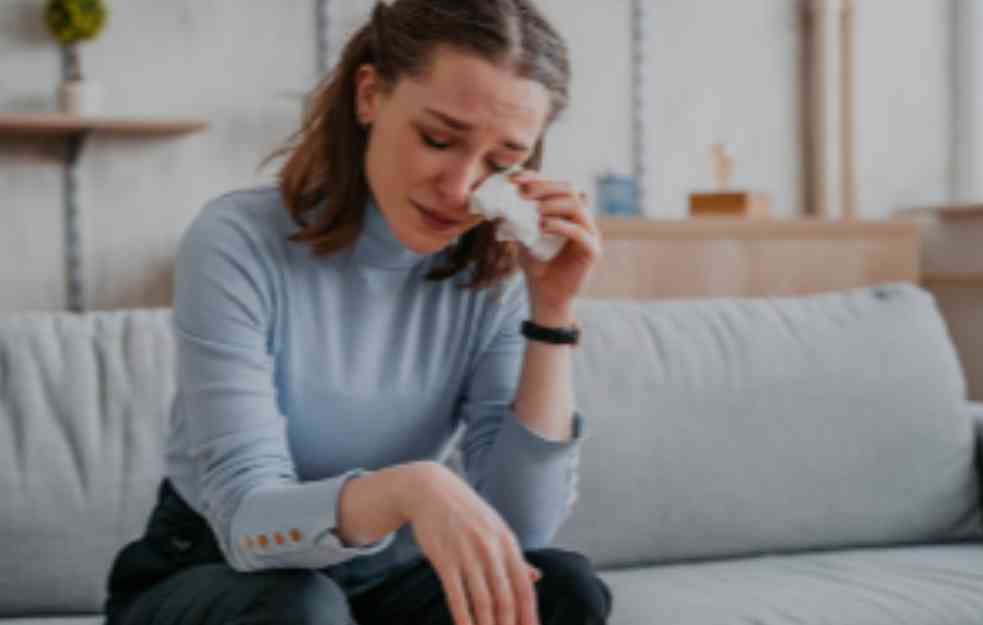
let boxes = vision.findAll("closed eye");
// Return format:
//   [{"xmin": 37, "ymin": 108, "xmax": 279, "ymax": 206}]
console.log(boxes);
[
  {"xmin": 419, "ymin": 131, "xmax": 510, "ymax": 173},
  {"xmin": 421, "ymin": 132, "xmax": 450, "ymax": 150}
]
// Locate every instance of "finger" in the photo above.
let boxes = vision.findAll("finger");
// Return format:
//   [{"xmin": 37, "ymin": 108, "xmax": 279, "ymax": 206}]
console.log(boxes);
[
  {"xmin": 464, "ymin": 564, "xmax": 497, "ymax": 625},
  {"xmin": 506, "ymin": 553, "xmax": 540, "ymax": 625},
  {"xmin": 482, "ymin": 548, "xmax": 517, "ymax": 625},
  {"xmin": 508, "ymin": 168, "xmax": 539, "ymax": 183},
  {"xmin": 438, "ymin": 566, "xmax": 477, "ymax": 625},
  {"xmin": 517, "ymin": 179, "xmax": 580, "ymax": 202},
  {"xmin": 506, "ymin": 171, "xmax": 572, "ymax": 197},
  {"xmin": 542, "ymin": 218, "xmax": 603, "ymax": 260},
  {"xmin": 538, "ymin": 197, "xmax": 597, "ymax": 233},
  {"xmin": 509, "ymin": 168, "xmax": 585, "ymax": 202},
  {"xmin": 528, "ymin": 565, "xmax": 543, "ymax": 582},
  {"xmin": 507, "ymin": 170, "xmax": 530, "ymax": 185}
]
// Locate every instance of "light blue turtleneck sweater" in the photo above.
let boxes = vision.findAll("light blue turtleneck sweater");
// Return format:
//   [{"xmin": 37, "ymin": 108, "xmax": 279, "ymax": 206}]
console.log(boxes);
[{"xmin": 166, "ymin": 186, "xmax": 583, "ymax": 594}]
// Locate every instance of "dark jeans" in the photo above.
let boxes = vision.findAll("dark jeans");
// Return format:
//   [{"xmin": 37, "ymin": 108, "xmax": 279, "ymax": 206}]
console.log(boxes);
[{"xmin": 105, "ymin": 480, "xmax": 613, "ymax": 625}]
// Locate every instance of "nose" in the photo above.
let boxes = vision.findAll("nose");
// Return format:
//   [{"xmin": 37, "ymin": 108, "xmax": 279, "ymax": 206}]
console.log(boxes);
[{"xmin": 435, "ymin": 159, "xmax": 486, "ymax": 211}]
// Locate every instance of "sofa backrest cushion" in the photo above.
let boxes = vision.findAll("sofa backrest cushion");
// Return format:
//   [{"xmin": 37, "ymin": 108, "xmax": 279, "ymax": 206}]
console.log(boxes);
[
  {"xmin": 554, "ymin": 282, "xmax": 982, "ymax": 569},
  {"xmin": 0, "ymin": 309, "xmax": 174, "ymax": 616},
  {"xmin": 1, "ymin": 283, "xmax": 978, "ymax": 611}
]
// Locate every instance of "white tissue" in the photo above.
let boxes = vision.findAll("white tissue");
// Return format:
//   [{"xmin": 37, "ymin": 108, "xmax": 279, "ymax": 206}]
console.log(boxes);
[{"xmin": 469, "ymin": 166, "xmax": 567, "ymax": 262}]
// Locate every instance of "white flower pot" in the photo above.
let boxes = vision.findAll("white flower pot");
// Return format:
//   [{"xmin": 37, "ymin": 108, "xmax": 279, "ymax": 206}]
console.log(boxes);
[{"xmin": 57, "ymin": 79, "xmax": 102, "ymax": 116}]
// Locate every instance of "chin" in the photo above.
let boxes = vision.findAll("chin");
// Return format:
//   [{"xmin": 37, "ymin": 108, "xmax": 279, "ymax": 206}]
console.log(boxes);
[
  {"xmin": 405, "ymin": 204, "xmax": 475, "ymax": 252},
  {"xmin": 406, "ymin": 236, "xmax": 447, "ymax": 254},
  {"xmin": 397, "ymin": 223, "xmax": 454, "ymax": 254}
]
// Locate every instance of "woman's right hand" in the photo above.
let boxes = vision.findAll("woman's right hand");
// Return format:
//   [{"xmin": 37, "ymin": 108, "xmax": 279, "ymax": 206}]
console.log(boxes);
[{"xmin": 402, "ymin": 461, "xmax": 542, "ymax": 625}]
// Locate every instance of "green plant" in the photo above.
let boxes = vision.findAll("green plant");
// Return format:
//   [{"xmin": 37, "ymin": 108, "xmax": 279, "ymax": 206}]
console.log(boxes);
[{"xmin": 44, "ymin": 0, "xmax": 108, "ymax": 80}]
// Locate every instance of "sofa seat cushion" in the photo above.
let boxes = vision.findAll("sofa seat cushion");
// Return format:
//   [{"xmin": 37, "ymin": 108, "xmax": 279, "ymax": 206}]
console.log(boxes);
[{"xmin": 600, "ymin": 543, "xmax": 983, "ymax": 625}]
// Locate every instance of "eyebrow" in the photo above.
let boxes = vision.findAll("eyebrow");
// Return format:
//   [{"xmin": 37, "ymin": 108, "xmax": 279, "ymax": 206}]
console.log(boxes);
[{"xmin": 423, "ymin": 107, "xmax": 531, "ymax": 152}]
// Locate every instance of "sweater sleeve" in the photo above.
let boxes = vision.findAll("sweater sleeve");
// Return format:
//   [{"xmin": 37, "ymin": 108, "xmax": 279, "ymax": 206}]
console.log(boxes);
[
  {"xmin": 456, "ymin": 276, "xmax": 585, "ymax": 549},
  {"xmin": 172, "ymin": 200, "xmax": 395, "ymax": 572}
]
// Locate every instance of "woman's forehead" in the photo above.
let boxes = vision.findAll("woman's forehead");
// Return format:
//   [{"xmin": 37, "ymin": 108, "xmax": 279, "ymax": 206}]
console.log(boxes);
[{"xmin": 400, "ymin": 47, "xmax": 549, "ymax": 140}]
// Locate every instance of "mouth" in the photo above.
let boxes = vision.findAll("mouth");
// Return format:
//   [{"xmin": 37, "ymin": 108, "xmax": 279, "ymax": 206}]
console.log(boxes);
[{"xmin": 412, "ymin": 200, "xmax": 464, "ymax": 231}]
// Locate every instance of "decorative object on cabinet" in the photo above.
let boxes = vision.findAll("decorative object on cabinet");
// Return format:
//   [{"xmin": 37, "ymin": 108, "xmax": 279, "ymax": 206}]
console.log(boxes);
[
  {"xmin": 0, "ymin": 113, "xmax": 208, "ymax": 312},
  {"xmin": 44, "ymin": 0, "xmax": 108, "ymax": 116},
  {"xmin": 688, "ymin": 143, "xmax": 770, "ymax": 218},
  {"xmin": 596, "ymin": 172, "xmax": 639, "ymax": 216}
]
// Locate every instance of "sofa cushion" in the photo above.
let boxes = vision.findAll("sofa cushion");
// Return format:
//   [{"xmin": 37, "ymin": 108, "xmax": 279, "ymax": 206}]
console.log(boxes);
[
  {"xmin": 556, "ymin": 282, "xmax": 981, "ymax": 568},
  {"xmin": 599, "ymin": 544, "xmax": 983, "ymax": 625},
  {"xmin": 0, "ymin": 309, "xmax": 174, "ymax": 616}
]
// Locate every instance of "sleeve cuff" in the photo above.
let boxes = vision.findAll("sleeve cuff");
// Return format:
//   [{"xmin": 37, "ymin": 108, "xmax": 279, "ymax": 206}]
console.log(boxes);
[
  {"xmin": 477, "ymin": 410, "xmax": 585, "ymax": 546},
  {"xmin": 230, "ymin": 469, "xmax": 396, "ymax": 569},
  {"xmin": 501, "ymin": 409, "xmax": 585, "ymax": 453}
]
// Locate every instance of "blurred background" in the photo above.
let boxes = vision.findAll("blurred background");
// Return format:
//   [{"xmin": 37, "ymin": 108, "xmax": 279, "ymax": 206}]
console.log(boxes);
[{"xmin": 0, "ymin": 0, "xmax": 980, "ymax": 312}]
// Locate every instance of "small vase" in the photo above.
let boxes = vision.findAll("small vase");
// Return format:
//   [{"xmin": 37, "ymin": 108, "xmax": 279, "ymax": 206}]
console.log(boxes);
[{"xmin": 57, "ymin": 79, "xmax": 102, "ymax": 116}]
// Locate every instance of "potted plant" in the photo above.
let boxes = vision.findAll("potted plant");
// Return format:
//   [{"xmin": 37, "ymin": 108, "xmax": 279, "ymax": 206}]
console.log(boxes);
[{"xmin": 44, "ymin": 0, "xmax": 108, "ymax": 115}]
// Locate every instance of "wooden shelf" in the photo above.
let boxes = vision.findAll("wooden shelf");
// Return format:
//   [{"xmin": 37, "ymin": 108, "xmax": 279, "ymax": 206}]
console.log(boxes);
[
  {"xmin": 895, "ymin": 203, "xmax": 983, "ymax": 221},
  {"xmin": 0, "ymin": 112, "xmax": 208, "ymax": 136},
  {"xmin": 0, "ymin": 111, "xmax": 208, "ymax": 312},
  {"xmin": 596, "ymin": 216, "xmax": 919, "ymax": 241},
  {"xmin": 922, "ymin": 273, "xmax": 983, "ymax": 287}
]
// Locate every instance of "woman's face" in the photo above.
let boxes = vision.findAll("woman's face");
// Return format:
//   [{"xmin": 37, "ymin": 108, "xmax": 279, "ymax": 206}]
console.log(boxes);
[{"xmin": 355, "ymin": 46, "xmax": 551, "ymax": 254}]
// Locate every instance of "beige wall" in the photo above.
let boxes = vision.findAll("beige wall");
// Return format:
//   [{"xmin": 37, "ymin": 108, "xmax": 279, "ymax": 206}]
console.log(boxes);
[
  {"xmin": 1, "ymin": 1, "xmax": 316, "ymax": 312},
  {"xmin": 0, "ymin": 0, "xmax": 968, "ymax": 310}
]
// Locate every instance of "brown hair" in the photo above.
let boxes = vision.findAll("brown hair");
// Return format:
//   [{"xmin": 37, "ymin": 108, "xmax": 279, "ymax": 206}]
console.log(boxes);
[{"xmin": 267, "ymin": 0, "xmax": 570, "ymax": 289}]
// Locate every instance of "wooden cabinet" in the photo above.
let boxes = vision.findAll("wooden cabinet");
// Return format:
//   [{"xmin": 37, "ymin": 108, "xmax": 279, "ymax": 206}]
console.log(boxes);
[{"xmin": 584, "ymin": 217, "xmax": 920, "ymax": 299}]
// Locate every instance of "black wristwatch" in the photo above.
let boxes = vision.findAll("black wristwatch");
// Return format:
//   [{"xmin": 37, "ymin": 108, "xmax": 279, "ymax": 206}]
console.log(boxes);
[{"xmin": 521, "ymin": 320, "xmax": 580, "ymax": 346}]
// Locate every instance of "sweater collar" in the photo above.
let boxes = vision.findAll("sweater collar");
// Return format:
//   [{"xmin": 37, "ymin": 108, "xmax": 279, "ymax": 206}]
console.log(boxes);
[{"xmin": 350, "ymin": 197, "xmax": 434, "ymax": 270}]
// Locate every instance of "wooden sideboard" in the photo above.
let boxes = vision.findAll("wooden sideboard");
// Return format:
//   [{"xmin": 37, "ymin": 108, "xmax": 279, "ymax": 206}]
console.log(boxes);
[
  {"xmin": 583, "ymin": 217, "xmax": 920, "ymax": 299},
  {"xmin": 897, "ymin": 204, "xmax": 983, "ymax": 401}
]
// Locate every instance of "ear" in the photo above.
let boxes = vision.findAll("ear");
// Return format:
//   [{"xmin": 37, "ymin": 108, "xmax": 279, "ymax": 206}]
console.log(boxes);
[{"xmin": 354, "ymin": 64, "xmax": 381, "ymax": 126}]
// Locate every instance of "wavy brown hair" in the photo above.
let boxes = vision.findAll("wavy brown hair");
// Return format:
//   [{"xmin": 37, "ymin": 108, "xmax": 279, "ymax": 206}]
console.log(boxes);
[{"xmin": 266, "ymin": 0, "xmax": 570, "ymax": 289}]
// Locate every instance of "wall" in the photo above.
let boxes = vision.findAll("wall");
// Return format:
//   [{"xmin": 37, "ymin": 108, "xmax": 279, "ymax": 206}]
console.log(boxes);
[
  {"xmin": 853, "ymin": 0, "xmax": 953, "ymax": 218},
  {"xmin": 0, "ymin": 1, "xmax": 317, "ymax": 311},
  {"xmin": 0, "ymin": 0, "xmax": 963, "ymax": 312},
  {"xmin": 953, "ymin": 0, "xmax": 983, "ymax": 201},
  {"xmin": 643, "ymin": 0, "xmax": 801, "ymax": 218}
]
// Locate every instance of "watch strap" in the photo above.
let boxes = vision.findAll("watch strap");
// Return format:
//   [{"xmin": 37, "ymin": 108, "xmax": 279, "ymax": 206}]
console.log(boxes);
[{"xmin": 521, "ymin": 320, "xmax": 580, "ymax": 345}]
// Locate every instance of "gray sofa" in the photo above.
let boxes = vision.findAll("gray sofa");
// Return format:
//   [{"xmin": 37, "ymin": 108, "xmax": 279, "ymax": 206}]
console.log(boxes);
[{"xmin": 2, "ymin": 281, "xmax": 982, "ymax": 625}]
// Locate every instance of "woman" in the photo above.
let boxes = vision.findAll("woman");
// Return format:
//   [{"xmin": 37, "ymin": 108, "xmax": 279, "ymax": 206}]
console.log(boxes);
[{"xmin": 104, "ymin": 1, "xmax": 611, "ymax": 624}]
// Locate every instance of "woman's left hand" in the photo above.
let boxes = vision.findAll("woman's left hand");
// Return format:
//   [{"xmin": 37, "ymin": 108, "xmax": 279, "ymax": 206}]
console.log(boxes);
[{"xmin": 509, "ymin": 169, "xmax": 603, "ymax": 319}]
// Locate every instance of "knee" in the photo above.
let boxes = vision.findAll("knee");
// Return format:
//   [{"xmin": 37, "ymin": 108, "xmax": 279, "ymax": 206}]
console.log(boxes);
[
  {"xmin": 263, "ymin": 570, "xmax": 352, "ymax": 625},
  {"xmin": 526, "ymin": 549, "xmax": 612, "ymax": 624}
]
